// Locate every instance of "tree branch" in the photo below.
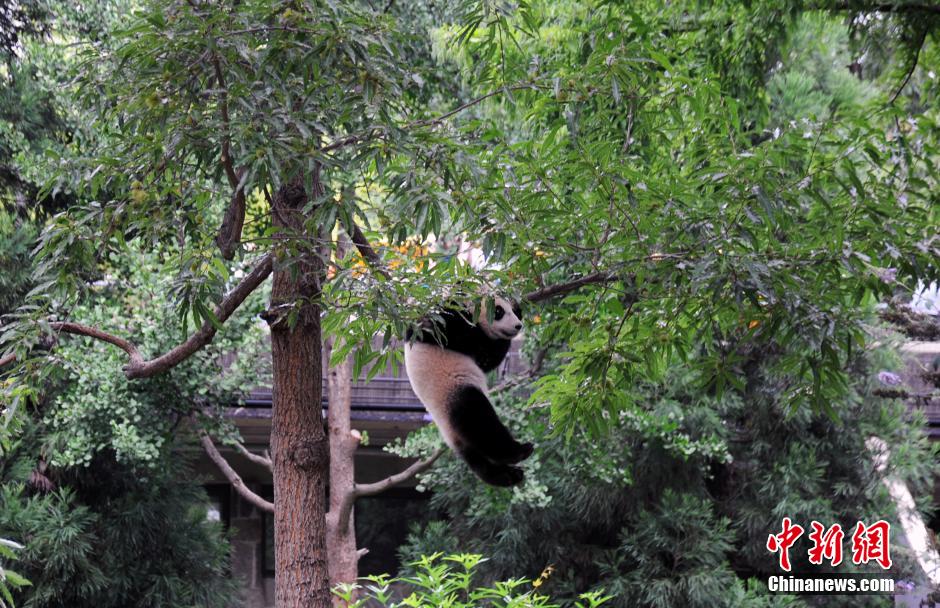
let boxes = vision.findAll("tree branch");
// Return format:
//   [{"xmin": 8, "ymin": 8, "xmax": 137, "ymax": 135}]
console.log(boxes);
[
  {"xmin": 411, "ymin": 83, "xmax": 535, "ymax": 127},
  {"xmin": 341, "ymin": 213, "xmax": 622, "ymax": 305},
  {"xmin": 317, "ymin": 83, "xmax": 536, "ymax": 156},
  {"xmin": 823, "ymin": 2, "xmax": 940, "ymax": 16},
  {"xmin": 524, "ymin": 271, "xmax": 620, "ymax": 303},
  {"xmin": 889, "ymin": 26, "xmax": 927, "ymax": 104},
  {"xmin": 348, "ymin": 224, "xmax": 390, "ymax": 279},
  {"xmin": 46, "ymin": 254, "xmax": 272, "ymax": 379},
  {"xmin": 234, "ymin": 441, "xmax": 274, "ymax": 471},
  {"xmin": 49, "ymin": 321, "xmax": 142, "ymax": 362},
  {"xmin": 216, "ymin": 169, "xmax": 247, "ymax": 260},
  {"xmin": 211, "ymin": 53, "xmax": 247, "ymax": 259},
  {"xmin": 354, "ymin": 447, "xmax": 446, "ymax": 498},
  {"xmin": 212, "ymin": 55, "xmax": 238, "ymax": 190},
  {"xmin": 874, "ymin": 388, "xmax": 940, "ymax": 400},
  {"xmin": 198, "ymin": 428, "xmax": 274, "ymax": 513},
  {"xmin": 335, "ymin": 447, "xmax": 445, "ymax": 533}
]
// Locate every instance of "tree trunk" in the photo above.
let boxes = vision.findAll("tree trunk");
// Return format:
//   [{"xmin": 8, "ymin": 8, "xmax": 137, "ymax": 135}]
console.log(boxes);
[
  {"xmin": 324, "ymin": 345, "xmax": 360, "ymax": 595},
  {"xmin": 266, "ymin": 175, "xmax": 331, "ymax": 608}
]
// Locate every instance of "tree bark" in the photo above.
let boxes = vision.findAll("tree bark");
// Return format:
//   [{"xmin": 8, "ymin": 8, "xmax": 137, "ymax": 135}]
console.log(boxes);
[
  {"xmin": 324, "ymin": 343, "xmax": 361, "ymax": 596},
  {"xmin": 266, "ymin": 174, "xmax": 331, "ymax": 608}
]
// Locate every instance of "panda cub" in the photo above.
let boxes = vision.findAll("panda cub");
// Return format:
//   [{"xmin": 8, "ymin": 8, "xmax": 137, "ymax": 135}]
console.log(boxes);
[{"xmin": 404, "ymin": 297, "xmax": 534, "ymax": 486}]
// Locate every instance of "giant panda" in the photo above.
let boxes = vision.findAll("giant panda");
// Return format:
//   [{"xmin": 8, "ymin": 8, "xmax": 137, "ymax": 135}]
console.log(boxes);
[{"xmin": 404, "ymin": 297, "xmax": 534, "ymax": 486}]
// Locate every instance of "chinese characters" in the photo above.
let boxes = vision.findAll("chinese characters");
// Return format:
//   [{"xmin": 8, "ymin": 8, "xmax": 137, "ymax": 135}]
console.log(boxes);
[{"xmin": 766, "ymin": 519, "xmax": 891, "ymax": 571}]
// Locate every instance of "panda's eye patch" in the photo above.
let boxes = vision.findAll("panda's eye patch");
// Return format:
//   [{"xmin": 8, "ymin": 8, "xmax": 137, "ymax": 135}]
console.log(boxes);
[{"xmin": 494, "ymin": 305, "xmax": 505, "ymax": 320}]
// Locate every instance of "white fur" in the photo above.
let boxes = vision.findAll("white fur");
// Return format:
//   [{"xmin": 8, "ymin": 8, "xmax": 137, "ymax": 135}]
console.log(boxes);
[
  {"xmin": 404, "ymin": 342, "xmax": 486, "ymax": 450},
  {"xmin": 479, "ymin": 297, "xmax": 522, "ymax": 340},
  {"xmin": 404, "ymin": 297, "xmax": 521, "ymax": 451}
]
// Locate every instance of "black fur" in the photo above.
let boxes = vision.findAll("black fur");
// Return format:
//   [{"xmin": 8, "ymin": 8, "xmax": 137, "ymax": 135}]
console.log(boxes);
[
  {"xmin": 408, "ymin": 301, "xmax": 533, "ymax": 486},
  {"xmin": 460, "ymin": 446, "xmax": 525, "ymax": 487},
  {"xmin": 448, "ymin": 385, "xmax": 533, "ymax": 466},
  {"xmin": 409, "ymin": 308, "xmax": 512, "ymax": 372}
]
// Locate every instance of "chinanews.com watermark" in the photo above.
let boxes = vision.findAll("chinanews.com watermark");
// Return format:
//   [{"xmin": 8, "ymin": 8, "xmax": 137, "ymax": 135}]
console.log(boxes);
[
  {"xmin": 764, "ymin": 518, "xmax": 897, "ymax": 595},
  {"xmin": 767, "ymin": 573, "xmax": 895, "ymax": 595}
]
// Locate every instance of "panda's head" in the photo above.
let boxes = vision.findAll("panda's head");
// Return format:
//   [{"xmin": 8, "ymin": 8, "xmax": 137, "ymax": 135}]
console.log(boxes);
[{"xmin": 478, "ymin": 296, "xmax": 523, "ymax": 340}]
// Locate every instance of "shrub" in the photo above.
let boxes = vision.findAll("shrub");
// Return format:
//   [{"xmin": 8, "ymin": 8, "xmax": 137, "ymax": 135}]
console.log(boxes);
[{"xmin": 333, "ymin": 553, "xmax": 611, "ymax": 608}]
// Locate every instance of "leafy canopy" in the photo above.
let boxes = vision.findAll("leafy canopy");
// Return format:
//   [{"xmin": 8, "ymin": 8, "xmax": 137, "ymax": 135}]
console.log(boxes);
[{"xmin": 1, "ymin": 0, "xmax": 938, "ymax": 435}]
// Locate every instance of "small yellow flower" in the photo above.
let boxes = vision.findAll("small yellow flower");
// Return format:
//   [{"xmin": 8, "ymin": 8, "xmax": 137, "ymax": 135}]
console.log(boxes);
[{"xmin": 532, "ymin": 564, "xmax": 555, "ymax": 589}]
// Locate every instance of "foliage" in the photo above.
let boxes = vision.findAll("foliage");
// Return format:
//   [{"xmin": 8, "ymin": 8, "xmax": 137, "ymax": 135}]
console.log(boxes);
[
  {"xmin": 0, "ymin": 0, "xmax": 126, "ymax": 217},
  {"xmin": 0, "ymin": 1, "xmax": 935, "ymax": 606},
  {"xmin": 0, "ymin": 0, "xmax": 936, "ymax": 436},
  {"xmin": 0, "ymin": 212, "xmax": 35, "ymax": 316},
  {"xmin": 0, "ymin": 0, "xmax": 50, "ymax": 61},
  {"xmin": 37, "ymin": 250, "xmax": 266, "ymax": 467},
  {"xmin": 0, "ymin": 422, "xmax": 237, "ymax": 608},
  {"xmin": 418, "ymin": 0, "xmax": 939, "ymax": 431},
  {"xmin": 333, "ymin": 553, "xmax": 611, "ymax": 608},
  {"xmin": 399, "ymin": 340, "xmax": 937, "ymax": 608},
  {"xmin": 0, "ymin": 537, "xmax": 30, "ymax": 608}
]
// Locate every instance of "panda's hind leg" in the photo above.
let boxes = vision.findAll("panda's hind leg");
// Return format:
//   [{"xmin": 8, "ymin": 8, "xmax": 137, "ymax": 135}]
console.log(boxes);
[
  {"xmin": 448, "ymin": 385, "xmax": 533, "ymax": 465},
  {"xmin": 459, "ymin": 446, "xmax": 524, "ymax": 487}
]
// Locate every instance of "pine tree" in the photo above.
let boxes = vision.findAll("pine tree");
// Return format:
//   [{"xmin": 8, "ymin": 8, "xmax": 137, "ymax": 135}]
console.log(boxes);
[{"xmin": 0, "ymin": 422, "xmax": 236, "ymax": 608}]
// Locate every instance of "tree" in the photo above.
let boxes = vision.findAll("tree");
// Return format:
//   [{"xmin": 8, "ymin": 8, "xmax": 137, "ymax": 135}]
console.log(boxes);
[
  {"xmin": 1, "ymin": 2, "xmax": 938, "ymax": 607},
  {"xmin": 0, "ymin": 537, "xmax": 28, "ymax": 608},
  {"xmin": 0, "ymin": 426, "xmax": 238, "ymax": 608},
  {"xmin": 0, "ymin": 249, "xmax": 260, "ymax": 607},
  {"xmin": 398, "ymin": 343, "xmax": 937, "ymax": 607}
]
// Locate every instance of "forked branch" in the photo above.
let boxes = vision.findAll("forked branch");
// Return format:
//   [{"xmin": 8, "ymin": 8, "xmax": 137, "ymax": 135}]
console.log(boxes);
[
  {"xmin": 234, "ymin": 441, "xmax": 274, "ymax": 471},
  {"xmin": 32, "ymin": 254, "xmax": 273, "ymax": 379},
  {"xmin": 199, "ymin": 428, "xmax": 274, "ymax": 513},
  {"xmin": 336, "ymin": 447, "xmax": 446, "ymax": 532}
]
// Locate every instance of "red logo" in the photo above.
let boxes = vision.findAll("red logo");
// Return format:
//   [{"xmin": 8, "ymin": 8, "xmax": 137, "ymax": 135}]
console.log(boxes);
[
  {"xmin": 767, "ymin": 519, "xmax": 892, "ymax": 570},
  {"xmin": 808, "ymin": 521, "xmax": 844, "ymax": 567},
  {"xmin": 766, "ymin": 517, "xmax": 804, "ymax": 571},
  {"xmin": 851, "ymin": 520, "xmax": 892, "ymax": 569}
]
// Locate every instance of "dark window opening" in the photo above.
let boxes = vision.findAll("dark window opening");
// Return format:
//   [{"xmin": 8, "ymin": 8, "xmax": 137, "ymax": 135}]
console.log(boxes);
[
  {"xmin": 260, "ymin": 486, "xmax": 432, "ymax": 577},
  {"xmin": 261, "ymin": 485, "xmax": 275, "ymax": 576},
  {"xmin": 355, "ymin": 487, "xmax": 431, "ymax": 576},
  {"xmin": 204, "ymin": 483, "xmax": 231, "ymax": 529}
]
